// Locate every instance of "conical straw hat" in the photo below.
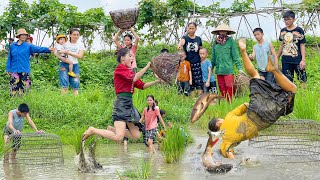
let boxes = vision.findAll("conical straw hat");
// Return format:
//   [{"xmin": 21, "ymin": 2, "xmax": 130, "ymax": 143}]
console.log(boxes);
[
  {"xmin": 16, "ymin": 28, "xmax": 29, "ymax": 38},
  {"xmin": 211, "ymin": 23, "xmax": 236, "ymax": 35}
]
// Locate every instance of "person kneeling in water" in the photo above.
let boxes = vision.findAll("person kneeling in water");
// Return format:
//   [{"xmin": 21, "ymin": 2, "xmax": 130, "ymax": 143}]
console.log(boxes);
[{"xmin": 208, "ymin": 38, "xmax": 296, "ymax": 159}]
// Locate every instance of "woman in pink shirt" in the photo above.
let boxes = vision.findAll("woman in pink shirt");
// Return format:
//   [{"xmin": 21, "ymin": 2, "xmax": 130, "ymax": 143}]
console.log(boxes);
[
  {"xmin": 139, "ymin": 95, "xmax": 166, "ymax": 153},
  {"xmin": 113, "ymin": 27, "xmax": 140, "ymax": 71}
]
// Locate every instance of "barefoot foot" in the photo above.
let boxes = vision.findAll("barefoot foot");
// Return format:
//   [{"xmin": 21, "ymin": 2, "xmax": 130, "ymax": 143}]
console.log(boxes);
[
  {"xmin": 238, "ymin": 38, "xmax": 247, "ymax": 50},
  {"xmin": 82, "ymin": 127, "xmax": 94, "ymax": 141},
  {"xmin": 265, "ymin": 55, "xmax": 275, "ymax": 72}
]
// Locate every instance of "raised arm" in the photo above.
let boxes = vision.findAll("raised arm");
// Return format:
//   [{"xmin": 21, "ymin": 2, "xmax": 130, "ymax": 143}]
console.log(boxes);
[
  {"xmin": 134, "ymin": 62, "xmax": 151, "ymax": 82},
  {"xmin": 113, "ymin": 29, "xmax": 123, "ymax": 49},
  {"xmin": 143, "ymin": 79, "xmax": 161, "ymax": 89},
  {"xmin": 269, "ymin": 42, "xmax": 278, "ymax": 68},
  {"xmin": 129, "ymin": 27, "xmax": 140, "ymax": 48}
]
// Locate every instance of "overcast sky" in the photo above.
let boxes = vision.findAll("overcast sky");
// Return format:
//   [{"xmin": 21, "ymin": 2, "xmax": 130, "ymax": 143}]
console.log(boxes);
[{"xmin": 1, "ymin": 0, "xmax": 314, "ymax": 51}]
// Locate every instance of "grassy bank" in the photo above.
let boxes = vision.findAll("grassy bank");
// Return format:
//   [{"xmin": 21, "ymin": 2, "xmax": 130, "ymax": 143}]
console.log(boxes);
[{"xmin": 0, "ymin": 42, "xmax": 319, "ymax": 156}]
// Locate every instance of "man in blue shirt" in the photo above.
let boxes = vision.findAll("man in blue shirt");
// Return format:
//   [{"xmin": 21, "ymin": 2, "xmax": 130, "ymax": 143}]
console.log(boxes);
[{"xmin": 6, "ymin": 28, "xmax": 54, "ymax": 96}]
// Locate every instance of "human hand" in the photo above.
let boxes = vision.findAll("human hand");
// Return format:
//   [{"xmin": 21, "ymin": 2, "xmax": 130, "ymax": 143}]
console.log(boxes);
[
  {"xmin": 205, "ymin": 81, "xmax": 210, "ymax": 87},
  {"xmin": 14, "ymin": 130, "xmax": 21, "ymax": 134},
  {"xmin": 189, "ymin": 79, "xmax": 192, "ymax": 85},
  {"xmin": 238, "ymin": 38, "xmax": 246, "ymax": 50},
  {"xmin": 147, "ymin": 61, "xmax": 152, "ymax": 68},
  {"xmin": 300, "ymin": 60, "xmax": 306, "ymax": 70},
  {"xmin": 177, "ymin": 45, "xmax": 182, "ymax": 50},
  {"xmin": 244, "ymin": 102, "xmax": 249, "ymax": 107},
  {"xmin": 49, "ymin": 47, "xmax": 55, "ymax": 53},
  {"xmin": 249, "ymin": 54, "xmax": 254, "ymax": 60}
]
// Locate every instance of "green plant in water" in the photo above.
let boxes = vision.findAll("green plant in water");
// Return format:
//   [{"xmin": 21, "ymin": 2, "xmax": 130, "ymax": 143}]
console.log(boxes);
[
  {"xmin": 121, "ymin": 159, "xmax": 152, "ymax": 179},
  {"xmin": 160, "ymin": 126, "xmax": 188, "ymax": 163}
]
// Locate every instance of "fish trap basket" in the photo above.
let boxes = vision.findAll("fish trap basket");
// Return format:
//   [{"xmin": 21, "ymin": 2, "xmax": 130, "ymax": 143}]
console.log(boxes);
[
  {"xmin": 5, "ymin": 133, "xmax": 64, "ymax": 165},
  {"xmin": 151, "ymin": 53, "xmax": 180, "ymax": 85},
  {"xmin": 234, "ymin": 73, "xmax": 250, "ymax": 97},
  {"xmin": 249, "ymin": 120, "xmax": 320, "ymax": 162},
  {"xmin": 109, "ymin": 8, "xmax": 139, "ymax": 29}
]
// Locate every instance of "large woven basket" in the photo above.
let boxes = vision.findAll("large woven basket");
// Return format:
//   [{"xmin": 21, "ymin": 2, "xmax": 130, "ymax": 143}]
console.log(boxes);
[
  {"xmin": 234, "ymin": 73, "xmax": 250, "ymax": 97},
  {"xmin": 151, "ymin": 53, "xmax": 180, "ymax": 85},
  {"xmin": 109, "ymin": 8, "xmax": 139, "ymax": 29}
]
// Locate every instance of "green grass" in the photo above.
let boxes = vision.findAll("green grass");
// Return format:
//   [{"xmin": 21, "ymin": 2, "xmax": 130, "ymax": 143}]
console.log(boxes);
[
  {"xmin": 120, "ymin": 159, "xmax": 152, "ymax": 179},
  {"xmin": 160, "ymin": 126, "xmax": 189, "ymax": 163}
]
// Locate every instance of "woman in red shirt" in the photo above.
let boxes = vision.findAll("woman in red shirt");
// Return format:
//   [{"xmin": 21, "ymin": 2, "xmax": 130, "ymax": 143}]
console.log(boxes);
[
  {"xmin": 82, "ymin": 48, "xmax": 162, "ymax": 143},
  {"xmin": 139, "ymin": 95, "xmax": 166, "ymax": 153}
]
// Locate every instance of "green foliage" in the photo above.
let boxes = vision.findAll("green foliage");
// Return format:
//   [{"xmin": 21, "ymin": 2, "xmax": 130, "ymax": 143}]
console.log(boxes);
[
  {"xmin": 121, "ymin": 159, "xmax": 152, "ymax": 179},
  {"xmin": 160, "ymin": 126, "xmax": 188, "ymax": 163}
]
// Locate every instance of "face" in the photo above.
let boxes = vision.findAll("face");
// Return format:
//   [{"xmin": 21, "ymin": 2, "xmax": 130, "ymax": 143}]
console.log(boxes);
[
  {"xmin": 219, "ymin": 31, "xmax": 227, "ymax": 35},
  {"xmin": 58, "ymin": 38, "xmax": 66, "ymax": 44},
  {"xmin": 147, "ymin": 97, "xmax": 154, "ymax": 106},
  {"xmin": 70, "ymin": 31, "xmax": 80, "ymax": 42},
  {"xmin": 188, "ymin": 24, "xmax": 197, "ymax": 35},
  {"xmin": 123, "ymin": 36, "xmax": 132, "ymax": 46},
  {"xmin": 121, "ymin": 52, "xmax": 134, "ymax": 68},
  {"xmin": 284, "ymin": 17, "xmax": 295, "ymax": 27},
  {"xmin": 253, "ymin": 31, "xmax": 263, "ymax": 41},
  {"xmin": 199, "ymin": 49, "xmax": 208, "ymax": 60},
  {"xmin": 178, "ymin": 52, "xmax": 186, "ymax": 61},
  {"xmin": 19, "ymin": 34, "xmax": 28, "ymax": 41}
]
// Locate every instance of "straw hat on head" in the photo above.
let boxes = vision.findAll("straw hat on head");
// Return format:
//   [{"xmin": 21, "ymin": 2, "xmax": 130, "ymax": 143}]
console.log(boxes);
[
  {"xmin": 15, "ymin": 28, "xmax": 29, "ymax": 38},
  {"xmin": 211, "ymin": 23, "xmax": 236, "ymax": 35},
  {"xmin": 56, "ymin": 34, "xmax": 68, "ymax": 43}
]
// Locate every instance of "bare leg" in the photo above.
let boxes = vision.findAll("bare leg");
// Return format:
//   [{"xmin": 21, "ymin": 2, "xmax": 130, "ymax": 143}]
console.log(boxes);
[
  {"xmin": 3, "ymin": 135, "xmax": 10, "ymax": 162},
  {"xmin": 82, "ymin": 121, "xmax": 126, "ymax": 142},
  {"xmin": 147, "ymin": 139, "xmax": 155, "ymax": 153},
  {"xmin": 73, "ymin": 89, "xmax": 78, "ymax": 96},
  {"xmin": 238, "ymin": 38, "xmax": 260, "ymax": 79},
  {"xmin": 125, "ymin": 122, "xmax": 141, "ymax": 140},
  {"xmin": 61, "ymin": 88, "xmax": 68, "ymax": 95},
  {"xmin": 266, "ymin": 56, "xmax": 297, "ymax": 93}
]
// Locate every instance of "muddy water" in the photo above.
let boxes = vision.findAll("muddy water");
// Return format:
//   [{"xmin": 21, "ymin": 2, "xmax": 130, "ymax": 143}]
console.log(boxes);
[{"xmin": 1, "ymin": 128, "xmax": 320, "ymax": 180}]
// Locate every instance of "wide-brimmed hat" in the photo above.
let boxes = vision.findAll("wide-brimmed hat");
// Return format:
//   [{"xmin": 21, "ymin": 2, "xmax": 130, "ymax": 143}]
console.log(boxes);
[
  {"xmin": 15, "ymin": 28, "xmax": 29, "ymax": 38},
  {"xmin": 56, "ymin": 34, "xmax": 68, "ymax": 43},
  {"xmin": 211, "ymin": 23, "xmax": 236, "ymax": 35}
]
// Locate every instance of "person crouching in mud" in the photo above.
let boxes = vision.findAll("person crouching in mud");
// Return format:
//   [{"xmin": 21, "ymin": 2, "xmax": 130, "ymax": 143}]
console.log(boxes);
[
  {"xmin": 208, "ymin": 38, "xmax": 296, "ymax": 159},
  {"xmin": 82, "ymin": 48, "xmax": 162, "ymax": 143}
]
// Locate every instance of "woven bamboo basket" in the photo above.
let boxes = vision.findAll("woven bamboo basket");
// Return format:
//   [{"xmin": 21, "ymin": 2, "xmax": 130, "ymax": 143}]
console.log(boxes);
[
  {"xmin": 151, "ymin": 53, "xmax": 180, "ymax": 85},
  {"xmin": 109, "ymin": 8, "xmax": 139, "ymax": 29}
]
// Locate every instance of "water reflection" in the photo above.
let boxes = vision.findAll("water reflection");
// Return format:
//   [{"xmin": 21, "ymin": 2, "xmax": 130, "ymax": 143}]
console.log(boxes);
[{"xmin": 0, "ymin": 129, "xmax": 319, "ymax": 179}]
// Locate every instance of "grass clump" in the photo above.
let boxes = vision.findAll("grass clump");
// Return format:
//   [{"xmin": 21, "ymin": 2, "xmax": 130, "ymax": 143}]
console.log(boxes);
[{"xmin": 160, "ymin": 126, "xmax": 189, "ymax": 163}]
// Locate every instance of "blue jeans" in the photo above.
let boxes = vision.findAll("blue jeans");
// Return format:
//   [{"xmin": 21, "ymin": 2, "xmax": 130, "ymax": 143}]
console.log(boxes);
[
  {"xmin": 59, "ymin": 62, "xmax": 80, "ymax": 89},
  {"xmin": 258, "ymin": 70, "xmax": 275, "ymax": 83},
  {"xmin": 178, "ymin": 81, "xmax": 190, "ymax": 96}
]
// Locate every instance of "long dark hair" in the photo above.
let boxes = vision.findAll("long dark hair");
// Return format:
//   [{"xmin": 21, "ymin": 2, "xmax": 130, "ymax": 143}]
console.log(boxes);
[
  {"xmin": 116, "ymin": 48, "xmax": 130, "ymax": 63},
  {"xmin": 69, "ymin": 28, "xmax": 80, "ymax": 42},
  {"xmin": 146, "ymin": 95, "xmax": 155, "ymax": 112}
]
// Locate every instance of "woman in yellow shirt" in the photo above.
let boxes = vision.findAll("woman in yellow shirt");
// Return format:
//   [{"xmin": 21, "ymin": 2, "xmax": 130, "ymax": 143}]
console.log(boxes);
[{"xmin": 208, "ymin": 38, "xmax": 297, "ymax": 159}]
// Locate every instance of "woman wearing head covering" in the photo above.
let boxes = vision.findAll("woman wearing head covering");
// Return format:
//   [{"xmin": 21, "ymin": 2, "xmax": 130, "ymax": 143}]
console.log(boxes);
[
  {"xmin": 6, "ymin": 28, "xmax": 54, "ymax": 96},
  {"xmin": 211, "ymin": 24, "xmax": 244, "ymax": 102}
]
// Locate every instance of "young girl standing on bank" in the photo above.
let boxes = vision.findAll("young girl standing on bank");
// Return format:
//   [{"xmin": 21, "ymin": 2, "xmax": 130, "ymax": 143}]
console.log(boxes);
[{"xmin": 139, "ymin": 95, "xmax": 166, "ymax": 153}]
